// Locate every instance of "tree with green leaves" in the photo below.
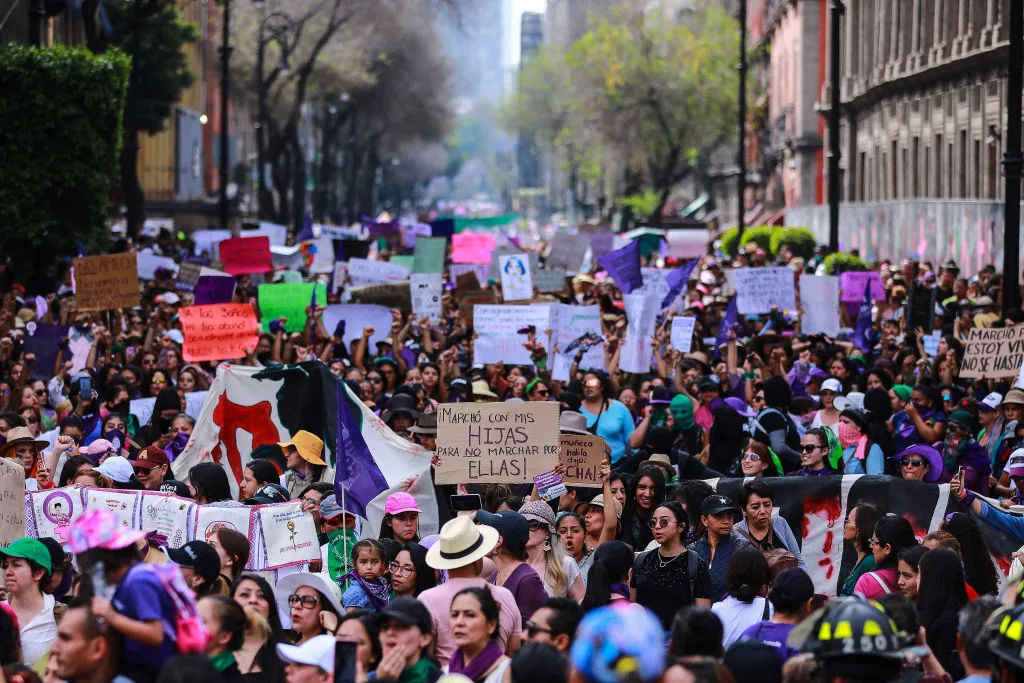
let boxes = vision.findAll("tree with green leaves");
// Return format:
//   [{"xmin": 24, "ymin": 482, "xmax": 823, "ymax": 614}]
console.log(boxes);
[{"xmin": 101, "ymin": 0, "xmax": 197, "ymax": 240}]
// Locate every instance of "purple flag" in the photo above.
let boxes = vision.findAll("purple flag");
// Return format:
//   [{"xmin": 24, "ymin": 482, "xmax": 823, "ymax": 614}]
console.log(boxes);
[
  {"xmin": 597, "ymin": 240, "xmax": 643, "ymax": 294},
  {"xmin": 715, "ymin": 297, "xmax": 738, "ymax": 352},
  {"xmin": 297, "ymin": 213, "xmax": 315, "ymax": 242},
  {"xmin": 75, "ymin": 240, "xmax": 87, "ymax": 257},
  {"xmin": 853, "ymin": 281, "xmax": 875, "ymax": 357},
  {"xmin": 660, "ymin": 259, "xmax": 699, "ymax": 310},
  {"xmin": 23, "ymin": 322, "xmax": 67, "ymax": 382},
  {"xmin": 334, "ymin": 381, "xmax": 389, "ymax": 517},
  {"xmin": 194, "ymin": 275, "xmax": 236, "ymax": 305}
]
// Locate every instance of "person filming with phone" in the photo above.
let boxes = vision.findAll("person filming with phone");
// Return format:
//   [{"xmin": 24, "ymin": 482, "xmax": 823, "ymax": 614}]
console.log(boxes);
[{"xmin": 952, "ymin": 449, "xmax": 1024, "ymax": 544}]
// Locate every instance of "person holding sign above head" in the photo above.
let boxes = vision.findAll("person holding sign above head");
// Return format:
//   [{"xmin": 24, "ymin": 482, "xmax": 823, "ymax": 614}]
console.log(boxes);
[{"xmin": 277, "ymin": 430, "xmax": 333, "ymax": 501}]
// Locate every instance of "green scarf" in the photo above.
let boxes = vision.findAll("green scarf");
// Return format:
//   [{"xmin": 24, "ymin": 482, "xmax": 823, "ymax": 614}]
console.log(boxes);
[
  {"xmin": 210, "ymin": 651, "xmax": 236, "ymax": 673},
  {"xmin": 327, "ymin": 527, "xmax": 359, "ymax": 584},
  {"xmin": 397, "ymin": 656, "xmax": 438, "ymax": 683}
]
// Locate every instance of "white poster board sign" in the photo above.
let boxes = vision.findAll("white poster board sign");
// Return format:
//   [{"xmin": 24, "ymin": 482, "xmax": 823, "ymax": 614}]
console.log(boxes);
[
  {"xmin": 410, "ymin": 273, "xmax": 443, "ymax": 324},
  {"xmin": 499, "ymin": 253, "xmax": 534, "ymax": 301},
  {"xmin": 347, "ymin": 258, "xmax": 410, "ymax": 287},
  {"xmin": 473, "ymin": 305, "xmax": 551, "ymax": 365},
  {"xmin": 258, "ymin": 501, "xmax": 321, "ymax": 569},
  {"xmin": 733, "ymin": 267, "xmax": 797, "ymax": 314},
  {"xmin": 670, "ymin": 317, "xmax": 697, "ymax": 352},
  {"xmin": 800, "ymin": 275, "xmax": 841, "ymax": 337},
  {"xmin": 84, "ymin": 489, "xmax": 139, "ymax": 529},
  {"xmin": 139, "ymin": 491, "xmax": 195, "ymax": 549}
]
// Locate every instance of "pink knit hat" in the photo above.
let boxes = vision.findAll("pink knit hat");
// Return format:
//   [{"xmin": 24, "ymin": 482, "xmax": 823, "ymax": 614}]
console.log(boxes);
[
  {"xmin": 384, "ymin": 492, "xmax": 422, "ymax": 516},
  {"xmin": 68, "ymin": 509, "xmax": 147, "ymax": 555}
]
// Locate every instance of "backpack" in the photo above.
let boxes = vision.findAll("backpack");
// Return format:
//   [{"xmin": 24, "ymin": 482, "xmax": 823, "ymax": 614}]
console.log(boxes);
[
  {"xmin": 735, "ymin": 525, "xmax": 800, "ymax": 579},
  {"xmin": 752, "ymin": 408, "xmax": 804, "ymax": 447},
  {"xmin": 634, "ymin": 548, "xmax": 701, "ymax": 602},
  {"xmin": 149, "ymin": 563, "xmax": 210, "ymax": 654}
]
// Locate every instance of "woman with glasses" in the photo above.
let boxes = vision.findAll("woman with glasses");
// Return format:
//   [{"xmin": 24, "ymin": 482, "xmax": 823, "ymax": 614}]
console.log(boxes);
[
  {"xmin": 525, "ymin": 379, "xmax": 550, "ymax": 402},
  {"xmin": 19, "ymin": 405, "xmax": 43, "ymax": 438},
  {"xmin": 631, "ymin": 500, "xmax": 711, "ymax": 630},
  {"xmin": 518, "ymin": 501, "xmax": 584, "ymax": 601},
  {"xmin": 853, "ymin": 514, "xmax": 918, "ymax": 599},
  {"xmin": 738, "ymin": 442, "xmax": 779, "ymax": 477},
  {"xmin": 274, "ymin": 573, "xmax": 343, "ymax": 645},
  {"xmin": 795, "ymin": 428, "xmax": 837, "ymax": 476},
  {"xmin": 579, "ymin": 371, "xmax": 634, "ymax": 465},
  {"xmin": 838, "ymin": 503, "xmax": 881, "ymax": 596},
  {"xmin": 893, "ymin": 444, "xmax": 943, "ymax": 483},
  {"xmin": 389, "ymin": 542, "xmax": 437, "ymax": 598}
]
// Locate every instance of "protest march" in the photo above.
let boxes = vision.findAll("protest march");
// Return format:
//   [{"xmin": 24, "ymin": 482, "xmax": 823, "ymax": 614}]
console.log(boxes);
[{"xmin": 4, "ymin": 218, "xmax": 1024, "ymax": 683}]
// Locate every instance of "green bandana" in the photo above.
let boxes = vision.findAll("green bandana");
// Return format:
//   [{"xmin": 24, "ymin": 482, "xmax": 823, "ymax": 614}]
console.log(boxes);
[
  {"xmin": 398, "ymin": 657, "xmax": 439, "ymax": 683},
  {"xmin": 327, "ymin": 527, "xmax": 359, "ymax": 584},
  {"xmin": 210, "ymin": 651, "xmax": 236, "ymax": 673}
]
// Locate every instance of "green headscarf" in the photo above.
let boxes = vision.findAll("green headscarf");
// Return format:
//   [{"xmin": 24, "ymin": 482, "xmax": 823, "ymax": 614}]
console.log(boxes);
[
  {"xmin": 892, "ymin": 384, "xmax": 913, "ymax": 403},
  {"xmin": 824, "ymin": 427, "xmax": 843, "ymax": 470}
]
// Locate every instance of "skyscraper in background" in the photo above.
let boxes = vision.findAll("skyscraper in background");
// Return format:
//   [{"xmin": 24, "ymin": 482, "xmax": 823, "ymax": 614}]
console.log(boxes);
[{"xmin": 517, "ymin": 12, "xmax": 544, "ymax": 190}]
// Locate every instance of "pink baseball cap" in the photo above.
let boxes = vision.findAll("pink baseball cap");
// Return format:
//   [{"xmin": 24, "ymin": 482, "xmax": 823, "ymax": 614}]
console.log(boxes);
[
  {"xmin": 68, "ymin": 509, "xmax": 147, "ymax": 555},
  {"xmin": 384, "ymin": 492, "xmax": 422, "ymax": 516}
]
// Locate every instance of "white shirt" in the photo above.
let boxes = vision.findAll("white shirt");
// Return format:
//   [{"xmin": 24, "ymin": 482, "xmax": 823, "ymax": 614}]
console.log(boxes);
[
  {"xmin": 543, "ymin": 556, "xmax": 582, "ymax": 598},
  {"xmin": 712, "ymin": 595, "xmax": 773, "ymax": 648},
  {"xmin": 444, "ymin": 658, "xmax": 512, "ymax": 683},
  {"xmin": 19, "ymin": 593, "xmax": 57, "ymax": 667}
]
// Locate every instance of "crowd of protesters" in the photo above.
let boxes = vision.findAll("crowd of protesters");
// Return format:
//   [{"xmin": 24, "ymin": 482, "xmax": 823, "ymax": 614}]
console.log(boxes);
[{"xmin": 3, "ymin": 227, "xmax": 1024, "ymax": 683}]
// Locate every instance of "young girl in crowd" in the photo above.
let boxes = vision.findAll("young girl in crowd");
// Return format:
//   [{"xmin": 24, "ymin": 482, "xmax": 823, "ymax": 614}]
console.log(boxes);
[{"xmin": 340, "ymin": 539, "xmax": 393, "ymax": 613}]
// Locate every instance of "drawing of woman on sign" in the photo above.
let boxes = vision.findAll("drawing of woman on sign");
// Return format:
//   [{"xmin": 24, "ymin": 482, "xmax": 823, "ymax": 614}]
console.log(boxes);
[
  {"xmin": 43, "ymin": 492, "xmax": 73, "ymax": 527},
  {"xmin": 205, "ymin": 520, "xmax": 236, "ymax": 542},
  {"xmin": 503, "ymin": 256, "xmax": 528, "ymax": 285}
]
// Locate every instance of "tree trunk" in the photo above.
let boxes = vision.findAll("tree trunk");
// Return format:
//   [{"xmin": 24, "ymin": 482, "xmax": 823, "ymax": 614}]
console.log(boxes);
[
  {"xmin": 649, "ymin": 187, "xmax": 671, "ymax": 227},
  {"xmin": 120, "ymin": 127, "xmax": 144, "ymax": 241}
]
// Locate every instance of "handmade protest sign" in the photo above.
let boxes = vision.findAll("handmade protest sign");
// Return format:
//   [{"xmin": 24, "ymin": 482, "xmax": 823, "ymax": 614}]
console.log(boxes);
[
  {"xmin": 800, "ymin": 275, "xmax": 841, "ymax": 337},
  {"xmin": 321, "ymin": 304, "xmax": 393, "ymax": 349},
  {"xmin": 558, "ymin": 434, "xmax": 605, "ymax": 488},
  {"xmin": 411, "ymin": 273, "xmax": 443, "ymax": 323},
  {"xmin": 491, "ymin": 248, "xmax": 538, "ymax": 282},
  {"xmin": 350, "ymin": 282, "xmax": 412, "ymax": 311},
  {"xmin": 0, "ymin": 459, "xmax": 25, "ymax": 546},
  {"xmin": 960, "ymin": 325, "xmax": 1024, "ymax": 379},
  {"xmin": 839, "ymin": 271, "xmax": 886, "ymax": 303},
  {"xmin": 547, "ymin": 234, "xmax": 588, "ymax": 273},
  {"xmin": 551, "ymin": 304, "xmax": 603, "ymax": 369},
  {"xmin": 670, "ymin": 316, "xmax": 697, "ymax": 352},
  {"xmin": 413, "ymin": 237, "xmax": 447, "ymax": 274},
  {"xmin": 139, "ymin": 491, "xmax": 194, "ymax": 549},
  {"xmin": 923, "ymin": 331, "xmax": 942, "ymax": 357},
  {"xmin": 175, "ymin": 262, "xmax": 203, "ymax": 292},
  {"xmin": 733, "ymin": 267, "xmax": 797, "ymax": 314},
  {"xmin": 331, "ymin": 262, "xmax": 347, "ymax": 294},
  {"xmin": 73, "ymin": 253, "xmax": 139, "ymax": 310},
  {"xmin": 499, "ymin": 253, "xmax": 534, "ymax": 301},
  {"xmin": 84, "ymin": 489, "xmax": 139, "ymax": 529},
  {"xmin": 435, "ymin": 401, "xmax": 560, "ymax": 484},
  {"xmin": 619, "ymin": 291, "xmax": 658, "ymax": 373},
  {"xmin": 259, "ymin": 500, "xmax": 320, "ymax": 568},
  {"xmin": 451, "ymin": 263, "xmax": 491, "ymax": 287},
  {"xmin": 218, "ymin": 236, "xmax": 274, "ymax": 275},
  {"xmin": 180, "ymin": 304, "xmax": 259, "ymax": 362},
  {"xmin": 28, "ymin": 487, "xmax": 82, "ymax": 540},
  {"xmin": 641, "ymin": 268, "xmax": 675, "ymax": 310},
  {"xmin": 194, "ymin": 506, "xmax": 255, "ymax": 547},
  {"xmin": 348, "ymin": 258, "xmax": 409, "ymax": 286},
  {"xmin": 258, "ymin": 283, "xmax": 327, "ymax": 333},
  {"xmin": 452, "ymin": 233, "xmax": 496, "ymax": 264},
  {"xmin": 473, "ymin": 305, "xmax": 551, "ymax": 365},
  {"xmin": 535, "ymin": 270, "xmax": 568, "ymax": 293}
]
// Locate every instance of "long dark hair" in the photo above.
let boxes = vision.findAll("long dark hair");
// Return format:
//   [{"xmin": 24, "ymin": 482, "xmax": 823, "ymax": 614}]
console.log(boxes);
[
  {"xmin": 707, "ymin": 406, "xmax": 748, "ymax": 475},
  {"xmin": 725, "ymin": 546, "xmax": 770, "ymax": 604},
  {"xmin": 916, "ymin": 548, "xmax": 968, "ymax": 631},
  {"xmin": 941, "ymin": 512, "xmax": 1000, "ymax": 596},
  {"xmin": 622, "ymin": 465, "xmax": 666, "ymax": 523},
  {"xmin": 230, "ymin": 574, "xmax": 285, "ymax": 683},
  {"xmin": 672, "ymin": 480, "xmax": 715, "ymax": 541},
  {"xmin": 245, "ymin": 459, "xmax": 282, "ymax": 488},
  {"xmin": 186, "ymin": 462, "xmax": 231, "ymax": 504},
  {"xmin": 581, "ymin": 541, "xmax": 633, "ymax": 613},
  {"xmin": 397, "ymin": 542, "xmax": 437, "ymax": 597},
  {"xmin": 873, "ymin": 515, "xmax": 918, "ymax": 570},
  {"xmin": 850, "ymin": 503, "xmax": 881, "ymax": 554}
]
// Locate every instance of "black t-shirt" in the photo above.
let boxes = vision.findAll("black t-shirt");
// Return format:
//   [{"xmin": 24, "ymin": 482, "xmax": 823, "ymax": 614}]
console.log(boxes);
[{"xmin": 631, "ymin": 549, "xmax": 711, "ymax": 630}]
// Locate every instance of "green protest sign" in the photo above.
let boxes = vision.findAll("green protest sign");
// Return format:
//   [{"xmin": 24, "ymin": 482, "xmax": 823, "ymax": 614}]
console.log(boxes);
[
  {"xmin": 258, "ymin": 283, "xmax": 327, "ymax": 333},
  {"xmin": 391, "ymin": 255, "xmax": 415, "ymax": 271},
  {"xmin": 413, "ymin": 237, "xmax": 446, "ymax": 274}
]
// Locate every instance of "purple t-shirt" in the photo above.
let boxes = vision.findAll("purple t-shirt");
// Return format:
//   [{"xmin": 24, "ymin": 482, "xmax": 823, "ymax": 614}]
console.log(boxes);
[
  {"xmin": 489, "ymin": 563, "xmax": 548, "ymax": 628},
  {"xmin": 112, "ymin": 564, "xmax": 177, "ymax": 670},
  {"xmin": 738, "ymin": 621, "xmax": 798, "ymax": 662}
]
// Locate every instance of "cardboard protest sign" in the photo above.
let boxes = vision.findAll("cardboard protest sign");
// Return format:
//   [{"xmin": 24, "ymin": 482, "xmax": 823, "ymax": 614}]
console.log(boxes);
[
  {"xmin": 258, "ymin": 500, "xmax": 320, "ymax": 569},
  {"xmin": 350, "ymin": 282, "xmax": 412, "ymax": 311},
  {"xmin": 72, "ymin": 253, "xmax": 139, "ymax": 310},
  {"xmin": 139, "ymin": 491, "xmax": 194, "ymax": 549},
  {"xmin": 180, "ymin": 304, "xmax": 260, "ymax": 362},
  {"xmin": 348, "ymin": 258, "xmax": 410, "ymax": 286},
  {"xmin": 670, "ymin": 316, "xmax": 697, "ymax": 352},
  {"xmin": 451, "ymin": 263, "xmax": 491, "ymax": 287},
  {"xmin": 435, "ymin": 401, "xmax": 560, "ymax": 484},
  {"xmin": 0, "ymin": 459, "xmax": 25, "ymax": 545},
  {"xmin": 559, "ymin": 434, "xmax": 606, "ymax": 488},
  {"xmin": 28, "ymin": 487, "xmax": 82, "ymax": 540},
  {"xmin": 800, "ymin": 275, "xmax": 841, "ymax": 337},
  {"xmin": 413, "ymin": 237, "xmax": 447, "ymax": 274},
  {"xmin": 218, "ymin": 236, "xmax": 274, "ymax": 275},
  {"xmin": 452, "ymin": 233, "xmax": 496, "ymax": 264},
  {"xmin": 258, "ymin": 283, "xmax": 327, "ymax": 333},
  {"xmin": 840, "ymin": 271, "xmax": 886, "ymax": 303},
  {"xmin": 84, "ymin": 489, "xmax": 139, "ymax": 529},
  {"xmin": 411, "ymin": 273, "xmax": 443, "ymax": 323},
  {"xmin": 960, "ymin": 325, "xmax": 1024, "ymax": 379},
  {"xmin": 175, "ymin": 262, "xmax": 203, "ymax": 292},
  {"xmin": 547, "ymin": 234, "xmax": 588, "ymax": 273},
  {"xmin": 733, "ymin": 267, "xmax": 797, "ymax": 314},
  {"xmin": 499, "ymin": 253, "xmax": 534, "ymax": 301},
  {"xmin": 473, "ymin": 305, "xmax": 550, "ymax": 365}
]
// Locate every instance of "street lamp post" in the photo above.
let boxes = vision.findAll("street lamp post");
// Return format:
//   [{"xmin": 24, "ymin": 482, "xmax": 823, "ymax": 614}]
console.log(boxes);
[
  {"xmin": 255, "ymin": 12, "xmax": 294, "ymax": 221},
  {"xmin": 827, "ymin": 0, "xmax": 844, "ymax": 253},
  {"xmin": 737, "ymin": 0, "xmax": 747, "ymax": 237},
  {"xmin": 219, "ymin": 0, "xmax": 232, "ymax": 233},
  {"xmin": 1003, "ymin": 0, "xmax": 1023, "ymax": 314}
]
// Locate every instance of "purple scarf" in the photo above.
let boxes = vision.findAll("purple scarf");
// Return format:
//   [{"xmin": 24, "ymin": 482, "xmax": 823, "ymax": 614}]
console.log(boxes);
[
  {"xmin": 448, "ymin": 640, "xmax": 504, "ymax": 682},
  {"xmin": 338, "ymin": 571, "xmax": 391, "ymax": 611}
]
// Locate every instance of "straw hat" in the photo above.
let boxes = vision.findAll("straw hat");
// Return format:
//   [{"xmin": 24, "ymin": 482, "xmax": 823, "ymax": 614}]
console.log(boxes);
[
  {"xmin": 0, "ymin": 427, "xmax": 47, "ymax": 460},
  {"xmin": 425, "ymin": 516, "xmax": 500, "ymax": 570}
]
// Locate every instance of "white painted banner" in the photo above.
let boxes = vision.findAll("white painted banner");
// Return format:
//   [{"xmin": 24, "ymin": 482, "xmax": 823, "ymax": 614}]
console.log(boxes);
[{"xmin": 347, "ymin": 258, "xmax": 410, "ymax": 287}]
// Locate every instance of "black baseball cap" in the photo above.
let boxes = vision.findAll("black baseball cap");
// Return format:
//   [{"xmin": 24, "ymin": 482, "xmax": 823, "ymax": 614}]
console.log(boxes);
[
  {"xmin": 377, "ymin": 596, "xmax": 432, "ymax": 633},
  {"xmin": 701, "ymin": 494, "xmax": 741, "ymax": 519},
  {"xmin": 158, "ymin": 480, "xmax": 193, "ymax": 499},
  {"xmin": 475, "ymin": 510, "xmax": 529, "ymax": 554},
  {"xmin": 245, "ymin": 483, "xmax": 290, "ymax": 505},
  {"xmin": 166, "ymin": 541, "xmax": 220, "ymax": 584}
]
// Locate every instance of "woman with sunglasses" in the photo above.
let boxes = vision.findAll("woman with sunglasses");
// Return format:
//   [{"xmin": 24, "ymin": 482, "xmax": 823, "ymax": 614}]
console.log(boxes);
[
  {"xmin": 631, "ymin": 500, "xmax": 711, "ymax": 631},
  {"xmin": 389, "ymin": 542, "xmax": 437, "ymax": 598},
  {"xmin": 739, "ymin": 442, "xmax": 779, "ymax": 478},
  {"xmin": 796, "ymin": 428, "xmax": 838, "ymax": 476},
  {"xmin": 519, "ymin": 501, "xmax": 584, "ymax": 601},
  {"xmin": 525, "ymin": 378, "xmax": 550, "ymax": 402},
  {"xmin": 853, "ymin": 514, "xmax": 918, "ymax": 599},
  {"xmin": 274, "ymin": 573, "xmax": 344, "ymax": 645},
  {"xmin": 894, "ymin": 444, "xmax": 943, "ymax": 483}
]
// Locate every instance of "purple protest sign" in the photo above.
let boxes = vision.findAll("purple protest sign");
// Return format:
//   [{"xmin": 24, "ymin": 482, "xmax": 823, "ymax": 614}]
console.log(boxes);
[
  {"xmin": 597, "ymin": 240, "xmax": 643, "ymax": 294},
  {"xmin": 23, "ymin": 322, "xmax": 67, "ymax": 382},
  {"xmin": 839, "ymin": 272, "xmax": 885, "ymax": 303},
  {"xmin": 368, "ymin": 221, "xmax": 401, "ymax": 238},
  {"xmin": 194, "ymin": 275, "xmax": 236, "ymax": 305},
  {"xmin": 589, "ymin": 233, "xmax": 615, "ymax": 263}
]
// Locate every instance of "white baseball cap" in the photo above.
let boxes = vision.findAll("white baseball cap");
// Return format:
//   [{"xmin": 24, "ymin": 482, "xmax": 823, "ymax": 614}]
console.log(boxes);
[
  {"xmin": 820, "ymin": 378, "xmax": 843, "ymax": 394},
  {"xmin": 980, "ymin": 392, "xmax": 1004, "ymax": 413},
  {"xmin": 276, "ymin": 635, "xmax": 335, "ymax": 673}
]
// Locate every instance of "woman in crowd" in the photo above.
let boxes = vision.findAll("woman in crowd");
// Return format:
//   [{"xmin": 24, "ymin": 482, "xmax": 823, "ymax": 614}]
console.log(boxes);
[
  {"xmin": 336, "ymin": 611, "xmax": 380, "ymax": 675},
  {"xmin": 631, "ymin": 500, "xmax": 711, "ymax": 631},
  {"xmin": 371, "ymin": 598, "xmax": 440, "ymax": 683},
  {"xmin": 209, "ymin": 527, "xmax": 250, "ymax": 587},
  {"xmin": 56, "ymin": 455, "xmax": 95, "ymax": 488},
  {"xmin": 0, "ymin": 538, "xmax": 56, "ymax": 669},
  {"xmin": 555, "ymin": 512, "xmax": 591, "ymax": 583},
  {"xmin": 446, "ymin": 587, "xmax": 512, "ymax": 683},
  {"xmin": 275, "ymin": 573, "xmax": 343, "ymax": 645},
  {"xmin": 854, "ymin": 514, "xmax": 919, "ymax": 598},
  {"xmin": 580, "ymin": 541, "xmax": 634, "ymax": 612},
  {"xmin": 711, "ymin": 546, "xmax": 772, "ymax": 648},
  {"xmin": 619, "ymin": 465, "xmax": 665, "ymax": 550},
  {"xmin": 240, "ymin": 460, "xmax": 283, "ymax": 502},
  {"xmin": 751, "ymin": 376, "xmax": 802, "ymax": 471},
  {"xmin": 896, "ymin": 545, "xmax": 927, "ymax": 599},
  {"xmin": 231, "ymin": 574, "xmax": 285, "ymax": 683},
  {"xmin": 135, "ymin": 388, "xmax": 182, "ymax": 447},
  {"xmin": 579, "ymin": 371, "xmax": 633, "ymax": 465},
  {"xmin": 839, "ymin": 503, "xmax": 882, "ymax": 595},
  {"xmin": 895, "ymin": 444, "xmax": 944, "ymax": 483},
  {"xmin": 837, "ymin": 408, "xmax": 885, "ymax": 475},
  {"xmin": 197, "ymin": 595, "xmax": 246, "ymax": 683},
  {"xmin": 187, "ymin": 462, "xmax": 233, "ymax": 505},
  {"xmin": 278, "ymin": 431, "xmax": 332, "ymax": 500},
  {"xmin": 519, "ymin": 500, "xmax": 584, "ymax": 601},
  {"xmin": 674, "ymin": 480, "xmax": 715, "ymax": 545},
  {"xmin": 796, "ymin": 427, "xmax": 838, "ymax": 476},
  {"xmin": 739, "ymin": 441, "xmax": 779, "ymax": 478},
  {"xmin": 810, "ymin": 378, "xmax": 843, "ymax": 435},
  {"xmin": 167, "ymin": 414, "xmax": 196, "ymax": 461},
  {"xmin": 916, "ymin": 547, "xmax": 969, "ymax": 678},
  {"xmin": 734, "ymin": 480, "xmax": 806, "ymax": 572},
  {"xmin": 941, "ymin": 511, "xmax": 1000, "ymax": 596},
  {"xmin": 738, "ymin": 568, "xmax": 815, "ymax": 663},
  {"xmin": 71, "ymin": 468, "xmax": 113, "ymax": 489},
  {"xmin": 479, "ymin": 511, "xmax": 545, "ymax": 627},
  {"xmin": 389, "ymin": 542, "xmax": 437, "ymax": 598},
  {"xmin": 379, "ymin": 492, "xmax": 421, "ymax": 543}
]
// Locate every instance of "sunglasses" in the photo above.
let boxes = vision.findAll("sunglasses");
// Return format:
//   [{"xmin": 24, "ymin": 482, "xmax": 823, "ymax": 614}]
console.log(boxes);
[
  {"xmin": 288, "ymin": 594, "xmax": 320, "ymax": 609},
  {"xmin": 648, "ymin": 517, "xmax": 673, "ymax": 529},
  {"xmin": 24, "ymin": 416, "xmax": 38, "ymax": 424},
  {"xmin": 34, "ymin": 389, "xmax": 46, "ymax": 397},
  {"xmin": 752, "ymin": 395, "xmax": 764, "ymax": 402},
  {"xmin": 524, "ymin": 620, "xmax": 552, "ymax": 636},
  {"xmin": 535, "ymin": 389, "xmax": 550, "ymax": 397},
  {"xmin": 741, "ymin": 452, "xmax": 761, "ymax": 461},
  {"xmin": 800, "ymin": 444, "xmax": 820, "ymax": 453},
  {"xmin": 900, "ymin": 458, "xmax": 924, "ymax": 468},
  {"xmin": 527, "ymin": 520, "xmax": 547, "ymax": 531},
  {"xmin": 369, "ymin": 377, "xmax": 383, "ymax": 384}
]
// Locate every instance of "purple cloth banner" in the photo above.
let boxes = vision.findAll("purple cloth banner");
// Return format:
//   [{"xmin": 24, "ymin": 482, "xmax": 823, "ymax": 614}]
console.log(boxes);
[
  {"xmin": 597, "ymin": 240, "xmax": 643, "ymax": 294},
  {"xmin": 193, "ymin": 276, "xmax": 236, "ymax": 305},
  {"xmin": 334, "ymin": 381, "xmax": 389, "ymax": 517},
  {"xmin": 23, "ymin": 322, "xmax": 67, "ymax": 382}
]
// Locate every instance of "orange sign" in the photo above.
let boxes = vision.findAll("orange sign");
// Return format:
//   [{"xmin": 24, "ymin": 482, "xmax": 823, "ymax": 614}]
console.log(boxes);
[{"xmin": 180, "ymin": 304, "xmax": 259, "ymax": 362}]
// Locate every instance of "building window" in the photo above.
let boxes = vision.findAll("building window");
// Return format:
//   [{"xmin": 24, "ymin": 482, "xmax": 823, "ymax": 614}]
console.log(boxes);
[
  {"xmin": 959, "ymin": 131, "xmax": 968, "ymax": 197},
  {"xmin": 912, "ymin": 137, "xmax": 920, "ymax": 196}
]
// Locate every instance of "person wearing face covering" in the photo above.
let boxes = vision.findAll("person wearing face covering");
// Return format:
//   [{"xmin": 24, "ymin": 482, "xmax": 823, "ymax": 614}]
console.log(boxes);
[
  {"xmin": 836, "ymin": 409, "xmax": 884, "ymax": 475},
  {"xmin": 135, "ymin": 389, "xmax": 183, "ymax": 449},
  {"xmin": 942, "ymin": 411, "xmax": 991, "ymax": 494}
]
